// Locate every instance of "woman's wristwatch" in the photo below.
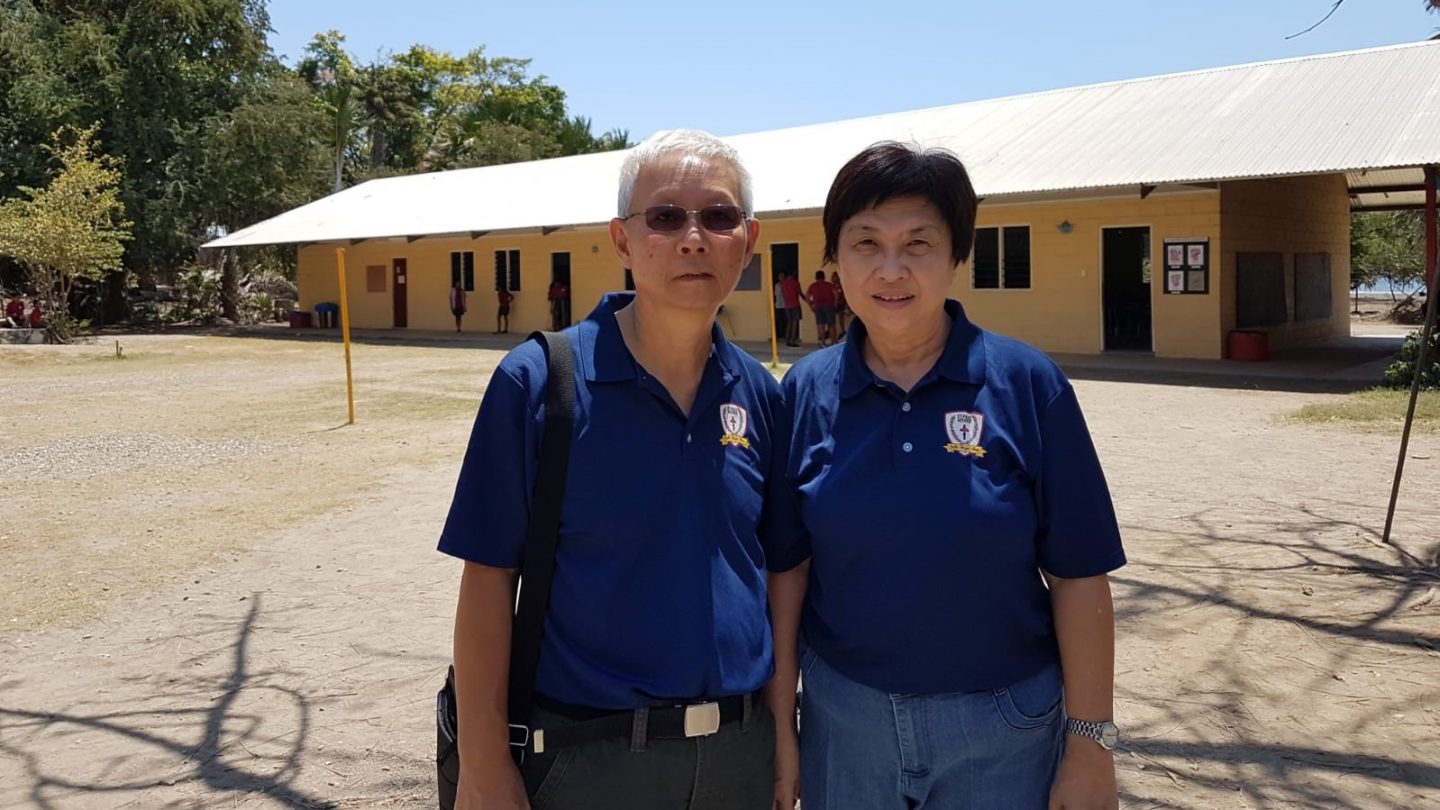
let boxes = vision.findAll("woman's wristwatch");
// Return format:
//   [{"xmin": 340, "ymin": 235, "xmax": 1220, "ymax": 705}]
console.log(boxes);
[{"xmin": 1065, "ymin": 718, "xmax": 1120, "ymax": 750}]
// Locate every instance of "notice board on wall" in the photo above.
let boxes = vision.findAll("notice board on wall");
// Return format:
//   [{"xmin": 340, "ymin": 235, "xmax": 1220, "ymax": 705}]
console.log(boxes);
[{"xmin": 1163, "ymin": 238, "xmax": 1209, "ymax": 295}]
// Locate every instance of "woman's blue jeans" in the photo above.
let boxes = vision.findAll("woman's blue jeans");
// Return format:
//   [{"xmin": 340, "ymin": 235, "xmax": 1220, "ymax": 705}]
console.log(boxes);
[{"xmin": 799, "ymin": 647, "xmax": 1066, "ymax": 809}]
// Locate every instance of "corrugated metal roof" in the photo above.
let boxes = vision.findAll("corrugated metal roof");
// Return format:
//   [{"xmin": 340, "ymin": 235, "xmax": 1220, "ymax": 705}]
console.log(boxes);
[{"xmin": 207, "ymin": 40, "xmax": 1440, "ymax": 248}]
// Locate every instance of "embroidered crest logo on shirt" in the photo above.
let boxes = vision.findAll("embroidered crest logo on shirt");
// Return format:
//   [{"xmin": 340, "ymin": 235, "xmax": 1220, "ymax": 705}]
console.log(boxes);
[
  {"xmin": 943, "ymin": 411, "xmax": 987, "ymax": 457},
  {"xmin": 719, "ymin": 403, "xmax": 751, "ymax": 449}
]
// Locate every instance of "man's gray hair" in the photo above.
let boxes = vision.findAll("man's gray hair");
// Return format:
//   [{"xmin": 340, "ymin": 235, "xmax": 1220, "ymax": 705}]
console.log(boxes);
[{"xmin": 617, "ymin": 129, "xmax": 754, "ymax": 218}]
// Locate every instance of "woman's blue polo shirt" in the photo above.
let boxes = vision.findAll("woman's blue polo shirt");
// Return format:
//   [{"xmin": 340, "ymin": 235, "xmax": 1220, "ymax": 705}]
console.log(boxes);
[
  {"xmin": 438, "ymin": 293, "xmax": 793, "ymax": 710},
  {"xmin": 774, "ymin": 299, "xmax": 1126, "ymax": 694}
]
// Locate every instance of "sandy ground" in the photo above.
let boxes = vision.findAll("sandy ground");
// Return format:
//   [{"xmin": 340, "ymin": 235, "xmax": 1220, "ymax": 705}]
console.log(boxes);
[{"xmin": 1, "ymin": 329, "xmax": 1437, "ymax": 809}]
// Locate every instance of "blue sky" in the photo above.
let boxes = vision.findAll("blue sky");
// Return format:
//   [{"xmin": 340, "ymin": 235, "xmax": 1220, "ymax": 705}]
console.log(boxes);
[{"xmin": 266, "ymin": 1, "xmax": 1437, "ymax": 140}]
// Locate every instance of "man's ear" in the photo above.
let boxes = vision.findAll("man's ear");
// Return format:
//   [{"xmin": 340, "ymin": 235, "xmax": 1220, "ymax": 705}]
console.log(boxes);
[
  {"xmin": 741, "ymin": 216, "xmax": 761, "ymax": 266},
  {"xmin": 610, "ymin": 218, "xmax": 633, "ymax": 267}
]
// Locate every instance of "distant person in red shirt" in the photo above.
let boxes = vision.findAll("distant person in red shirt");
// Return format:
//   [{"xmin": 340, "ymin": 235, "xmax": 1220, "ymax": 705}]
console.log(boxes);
[
  {"xmin": 4, "ymin": 298, "xmax": 24, "ymax": 327},
  {"xmin": 806, "ymin": 270, "xmax": 838, "ymax": 347},
  {"xmin": 832, "ymin": 270, "xmax": 848, "ymax": 340},
  {"xmin": 553, "ymin": 281, "xmax": 571, "ymax": 329},
  {"xmin": 495, "ymin": 288, "xmax": 514, "ymax": 334},
  {"xmin": 781, "ymin": 271, "xmax": 803, "ymax": 346}
]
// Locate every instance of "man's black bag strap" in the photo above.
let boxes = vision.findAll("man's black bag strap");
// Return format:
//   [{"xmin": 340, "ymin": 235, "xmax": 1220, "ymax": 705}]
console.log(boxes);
[{"xmin": 506, "ymin": 330, "xmax": 576, "ymax": 761}]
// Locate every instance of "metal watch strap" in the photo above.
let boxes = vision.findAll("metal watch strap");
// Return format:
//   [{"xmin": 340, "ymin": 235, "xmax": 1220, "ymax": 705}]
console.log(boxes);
[{"xmin": 1065, "ymin": 718, "xmax": 1118, "ymax": 749}]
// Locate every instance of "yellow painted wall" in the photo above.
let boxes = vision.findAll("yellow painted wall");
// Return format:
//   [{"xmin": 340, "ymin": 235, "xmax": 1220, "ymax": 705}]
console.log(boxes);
[
  {"xmin": 680, "ymin": 196, "xmax": 1223, "ymax": 358},
  {"xmin": 964, "ymin": 194, "xmax": 1222, "ymax": 358},
  {"xmin": 299, "ymin": 231, "xmax": 627, "ymax": 335},
  {"xmin": 293, "ymin": 181, "xmax": 1345, "ymax": 360},
  {"xmin": 1218, "ymin": 175, "xmax": 1352, "ymax": 352},
  {"xmin": 749, "ymin": 217, "xmax": 826, "ymax": 346}
]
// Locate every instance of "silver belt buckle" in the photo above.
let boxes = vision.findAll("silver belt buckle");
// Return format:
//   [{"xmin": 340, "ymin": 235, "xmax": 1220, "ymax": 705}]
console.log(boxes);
[{"xmin": 683, "ymin": 702, "xmax": 721, "ymax": 737}]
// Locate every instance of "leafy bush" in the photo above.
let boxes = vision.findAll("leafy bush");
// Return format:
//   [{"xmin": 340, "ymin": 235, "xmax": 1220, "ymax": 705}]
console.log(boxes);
[{"xmin": 1383, "ymin": 328, "xmax": 1440, "ymax": 391}]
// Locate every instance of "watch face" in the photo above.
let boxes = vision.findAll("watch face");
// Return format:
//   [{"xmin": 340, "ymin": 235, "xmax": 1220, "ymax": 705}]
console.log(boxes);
[{"xmin": 1100, "ymin": 723, "xmax": 1120, "ymax": 749}]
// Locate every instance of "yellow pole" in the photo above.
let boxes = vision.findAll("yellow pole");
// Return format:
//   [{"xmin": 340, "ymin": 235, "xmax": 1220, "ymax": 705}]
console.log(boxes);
[
  {"xmin": 335, "ymin": 248, "xmax": 356, "ymax": 425},
  {"xmin": 763, "ymin": 256, "xmax": 779, "ymax": 369}
]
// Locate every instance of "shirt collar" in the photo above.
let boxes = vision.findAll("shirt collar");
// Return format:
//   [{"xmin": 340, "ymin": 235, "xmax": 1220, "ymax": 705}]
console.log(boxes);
[
  {"xmin": 579, "ymin": 292, "xmax": 740, "ymax": 383},
  {"xmin": 838, "ymin": 298, "xmax": 987, "ymax": 398}
]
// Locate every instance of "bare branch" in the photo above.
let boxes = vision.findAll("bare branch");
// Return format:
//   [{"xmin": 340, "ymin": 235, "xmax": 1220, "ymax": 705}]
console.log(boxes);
[{"xmin": 1288, "ymin": 0, "xmax": 1346, "ymax": 39}]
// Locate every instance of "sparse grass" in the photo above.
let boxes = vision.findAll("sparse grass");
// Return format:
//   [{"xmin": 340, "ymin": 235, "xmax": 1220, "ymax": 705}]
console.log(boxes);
[{"xmin": 1288, "ymin": 388, "xmax": 1440, "ymax": 434}]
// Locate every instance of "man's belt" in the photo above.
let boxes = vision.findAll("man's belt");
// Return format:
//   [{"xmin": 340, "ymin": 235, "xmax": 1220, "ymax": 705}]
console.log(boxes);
[{"xmin": 518, "ymin": 692, "xmax": 761, "ymax": 755}]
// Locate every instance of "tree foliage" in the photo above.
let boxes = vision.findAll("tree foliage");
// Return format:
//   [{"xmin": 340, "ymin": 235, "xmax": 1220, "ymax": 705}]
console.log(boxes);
[
  {"xmin": 0, "ymin": 2, "xmax": 630, "ymax": 332},
  {"xmin": 1352, "ymin": 211, "xmax": 1428, "ymax": 297},
  {"xmin": 0, "ymin": 126, "xmax": 131, "ymax": 340}
]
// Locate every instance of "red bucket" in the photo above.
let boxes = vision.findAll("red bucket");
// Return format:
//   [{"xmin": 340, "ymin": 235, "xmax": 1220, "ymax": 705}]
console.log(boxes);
[{"xmin": 1227, "ymin": 330, "xmax": 1269, "ymax": 361}]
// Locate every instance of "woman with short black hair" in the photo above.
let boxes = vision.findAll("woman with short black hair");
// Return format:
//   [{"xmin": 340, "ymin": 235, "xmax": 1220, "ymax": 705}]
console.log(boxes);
[{"xmin": 766, "ymin": 142, "xmax": 1125, "ymax": 810}]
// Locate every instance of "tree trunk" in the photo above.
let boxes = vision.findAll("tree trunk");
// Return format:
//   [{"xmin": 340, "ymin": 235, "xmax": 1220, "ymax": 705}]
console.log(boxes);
[
  {"xmin": 370, "ymin": 128, "xmax": 387, "ymax": 170},
  {"xmin": 221, "ymin": 247, "xmax": 240, "ymax": 321}
]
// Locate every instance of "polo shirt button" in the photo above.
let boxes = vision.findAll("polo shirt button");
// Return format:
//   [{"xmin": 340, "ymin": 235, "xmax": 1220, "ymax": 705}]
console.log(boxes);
[
  {"xmin": 686, "ymin": 433, "xmax": 692, "ymax": 443},
  {"xmin": 902, "ymin": 442, "xmax": 913, "ymax": 453},
  {"xmin": 901, "ymin": 402, "xmax": 912, "ymax": 413}
]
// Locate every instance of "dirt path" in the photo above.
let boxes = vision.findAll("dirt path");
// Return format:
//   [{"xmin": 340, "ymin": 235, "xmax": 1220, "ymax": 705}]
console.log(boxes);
[{"xmin": 1, "ymin": 334, "xmax": 1436, "ymax": 808}]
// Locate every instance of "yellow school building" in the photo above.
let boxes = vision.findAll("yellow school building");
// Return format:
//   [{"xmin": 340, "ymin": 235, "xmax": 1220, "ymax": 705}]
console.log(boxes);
[{"xmin": 210, "ymin": 42, "xmax": 1440, "ymax": 359}]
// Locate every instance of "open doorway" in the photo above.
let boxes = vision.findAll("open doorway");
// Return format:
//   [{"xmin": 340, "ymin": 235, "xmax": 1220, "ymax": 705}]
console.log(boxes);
[
  {"xmin": 550, "ymin": 252, "xmax": 571, "ymax": 329},
  {"xmin": 1102, "ymin": 228, "xmax": 1151, "ymax": 351},
  {"xmin": 392, "ymin": 258, "xmax": 408, "ymax": 328}
]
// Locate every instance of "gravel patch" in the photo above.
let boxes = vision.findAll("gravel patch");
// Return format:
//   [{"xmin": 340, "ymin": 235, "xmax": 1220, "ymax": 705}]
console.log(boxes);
[{"xmin": 11, "ymin": 434, "xmax": 289, "ymax": 477}]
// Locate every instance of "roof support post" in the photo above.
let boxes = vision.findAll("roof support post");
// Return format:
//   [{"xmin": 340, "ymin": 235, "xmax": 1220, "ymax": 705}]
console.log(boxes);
[
  {"xmin": 1428, "ymin": 166, "xmax": 1437, "ymax": 292},
  {"xmin": 1382, "ymin": 164, "xmax": 1440, "ymax": 543}
]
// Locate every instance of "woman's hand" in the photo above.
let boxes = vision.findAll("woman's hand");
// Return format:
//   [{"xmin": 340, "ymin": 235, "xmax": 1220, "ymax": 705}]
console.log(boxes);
[
  {"xmin": 1048, "ymin": 740, "xmax": 1117, "ymax": 810},
  {"xmin": 773, "ymin": 723, "xmax": 800, "ymax": 810}
]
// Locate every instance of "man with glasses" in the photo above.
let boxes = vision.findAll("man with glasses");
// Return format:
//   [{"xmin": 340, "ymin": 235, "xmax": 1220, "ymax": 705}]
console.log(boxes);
[{"xmin": 441, "ymin": 129, "xmax": 792, "ymax": 810}]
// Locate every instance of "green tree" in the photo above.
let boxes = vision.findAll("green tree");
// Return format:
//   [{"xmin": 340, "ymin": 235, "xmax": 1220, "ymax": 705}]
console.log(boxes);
[
  {"xmin": 0, "ymin": 126, "xmax": 131, "ymax": 341},
  {"xmin": 1351, "ymin": 211, "xmax": 1427, "ymax": 303},
  {"xmin": 185, "ymin": 70, "xmax": 331, "ymax": 319},
  {"xmin": 0, "ymin": 0, "xmax": 277, "ymax": 296},
  {"xmin": 355, "ymin": 62, "xmax": 422, "ymax": 172},
  {"xmin": 297, "ymin": 30, "xmax": 362, "ymax": 193}
]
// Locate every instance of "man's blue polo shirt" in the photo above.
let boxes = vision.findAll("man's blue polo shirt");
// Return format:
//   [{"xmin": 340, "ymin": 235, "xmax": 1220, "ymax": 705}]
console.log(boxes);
[
  {"xmin": 774, "ymin": 299, "xmax": 1125, "ymax": 695},
  {"xmin": 439, "ymin": 293, "xmax": 791, "ymax": 710}
]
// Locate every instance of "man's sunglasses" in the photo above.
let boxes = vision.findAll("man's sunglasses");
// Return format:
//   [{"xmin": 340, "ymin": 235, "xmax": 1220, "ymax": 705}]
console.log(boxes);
[{"xmin": 622, "ymin": 204, "xmax": 747, "ymax": 233}]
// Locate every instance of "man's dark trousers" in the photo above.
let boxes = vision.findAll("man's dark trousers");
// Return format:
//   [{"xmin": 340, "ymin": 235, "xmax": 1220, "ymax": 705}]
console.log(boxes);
[{"xmin": 520, "ymin": 701, "xmax": 776, "ymax": 809}]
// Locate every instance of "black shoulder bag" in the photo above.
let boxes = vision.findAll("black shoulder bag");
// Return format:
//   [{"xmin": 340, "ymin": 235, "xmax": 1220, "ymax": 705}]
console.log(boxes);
[{"xmin": 437, "ymin": 331, "xmax": 577, "ymax": 810}]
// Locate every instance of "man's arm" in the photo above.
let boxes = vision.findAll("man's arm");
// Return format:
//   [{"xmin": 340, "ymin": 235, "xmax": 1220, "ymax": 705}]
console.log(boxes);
[{"xmin": 453, "ymin": 561, "xmax": 529, "ymax": 810}]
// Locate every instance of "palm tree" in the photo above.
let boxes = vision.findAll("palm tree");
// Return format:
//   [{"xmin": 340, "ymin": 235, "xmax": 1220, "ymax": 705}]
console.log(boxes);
[{"xmin": 297, "ymin": 32, "xmax": 360, "ymax": 193}]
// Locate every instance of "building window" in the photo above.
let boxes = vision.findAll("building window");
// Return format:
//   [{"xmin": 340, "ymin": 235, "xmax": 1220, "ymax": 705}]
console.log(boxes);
[
  {"xmin": 366, "ymin": 265, "xmax": 386, "ymax": 293},
  {"xmin": 494, "ymin": 249, "xmax": 520, "ymax": 292},
  {"xmin": 450, "ymin": 251, "xmax": 475, "ymax": 291},
  {"xmin": 972, "ymin": 226, "xmax": 1031, "ymax": 290}
]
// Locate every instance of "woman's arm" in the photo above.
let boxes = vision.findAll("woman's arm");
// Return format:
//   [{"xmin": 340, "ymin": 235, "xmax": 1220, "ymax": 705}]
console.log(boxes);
[
  {"xmin": 766, "ymin": 560, "xmax": 810, "ymax": 810},
  {"xmin": 1045, "ymin": 571, "xmax": 1118, "ymax": 810}
]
